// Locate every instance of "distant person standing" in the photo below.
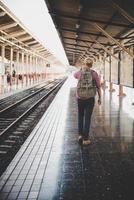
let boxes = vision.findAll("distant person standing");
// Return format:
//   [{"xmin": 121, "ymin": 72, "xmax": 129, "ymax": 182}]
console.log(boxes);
[
  {"xmin": 74, "ymin": 60, "xmax": 101, "ymax": 145},
  {"xmin": 12, "ymin": 69, "xmax": 16, "ymax": 78},
  {"xmin": 6, "ymin": 71, "xmax": 11, "ymax": 85}
]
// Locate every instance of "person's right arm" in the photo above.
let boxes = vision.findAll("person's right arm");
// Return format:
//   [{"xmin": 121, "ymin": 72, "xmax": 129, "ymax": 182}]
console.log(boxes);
[
  {"xmin": 97, "ymin": 88, "xmax": 101, "ymax": 105},
  {"xmin": 74, "ymin": 71, "xmax": 81, "ymax": 79}
]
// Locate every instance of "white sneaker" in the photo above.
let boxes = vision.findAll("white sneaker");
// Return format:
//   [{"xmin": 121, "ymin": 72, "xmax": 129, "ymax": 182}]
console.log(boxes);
[
  {"xmin": 83, "ymin": 139, "xmax": 91, "ymax": 145},
  {"xmin": 78, "ymin": 135, "xmax": 83, "ymax": 145}
]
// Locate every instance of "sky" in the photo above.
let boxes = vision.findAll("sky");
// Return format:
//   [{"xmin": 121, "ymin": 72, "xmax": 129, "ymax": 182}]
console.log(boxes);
[{"xmin": 1, "ymin": 0, "xmax": 69, "ymax": 66}]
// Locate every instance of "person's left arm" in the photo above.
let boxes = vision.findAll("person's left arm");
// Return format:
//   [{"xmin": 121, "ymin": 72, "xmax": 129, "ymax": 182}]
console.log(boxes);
[{"xmin": 92, "ymin": 71, "xmax": 101, "ymax": 105}]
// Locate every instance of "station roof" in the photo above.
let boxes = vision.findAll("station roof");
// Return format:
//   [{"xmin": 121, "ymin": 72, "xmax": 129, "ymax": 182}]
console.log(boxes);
[
  {"xmin": 45, "ymin": 0, "xmax": 134, "ymax": 65},
  {"xmin": 0, "ymin": 1, "xmax": 63, "ymax": 66}
]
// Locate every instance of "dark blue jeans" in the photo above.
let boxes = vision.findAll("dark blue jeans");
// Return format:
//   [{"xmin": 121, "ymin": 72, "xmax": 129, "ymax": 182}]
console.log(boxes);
[{"xmin": 77, "ymin": 97, "xmax": 95, "ymax": 139}]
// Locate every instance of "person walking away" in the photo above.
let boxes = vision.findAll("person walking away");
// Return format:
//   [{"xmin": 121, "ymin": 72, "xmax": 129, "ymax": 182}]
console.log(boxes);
[{"xmin": 74, "ymin": 61, "xmax": 101, "ymax": 145}]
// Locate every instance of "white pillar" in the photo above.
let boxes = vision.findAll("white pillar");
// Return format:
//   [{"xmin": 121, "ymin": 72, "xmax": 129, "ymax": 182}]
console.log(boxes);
[
  {"xmin": 26, "ymin": 54, "xmax": 29, "ymax": 74},
  {"xmin": 41, "ymin": 59, "xmax": 43, "ymax": 74},
  {"xmin": 31, "ymin": 56, "xmax": 33, "ymax": 73},
  {"xmin": 10, "ymin": 47, "xmax": 13, "ymax": 75},
  {"xmin": 42, "ymin": 60, "xmax": 45, "ymax": 73},
  {"xmin": 29, "ymin": 55, "xmax": 32, "ymax": 74},
  {"xmin": 38, "ymin": 58, "xmax": 40, "ymax": 73},
  {"xmin": 31, "ymin": 55, "xmax": 34, "ymax": 73},
  {"xmin": 28, "ymin": 54, "xmax": 30, "ymax": 73},
  {"xmin": 33, "ymin": 56, "xmax": 35, "ymax": 73},
  {"xmin": 21, "ymin": 52, "xmax": 24, "ymax": 74},
  {"xmin": 41, "ymin": 59, "xmax": 43, "ymax": 73},
  {"xmin": 38, "ymin": 58, "xmax": 41, "ymax": 73},
  {"xmin": 1, "ymin": 45, "xmax": 5, "ymax": 75},
  {"xmin": 16, "ymin": 51, "xmax": 19, "ymax": 74},
  {"xmin": 35, "ymin": 57, "xmax": 37, "ymax": 73}
]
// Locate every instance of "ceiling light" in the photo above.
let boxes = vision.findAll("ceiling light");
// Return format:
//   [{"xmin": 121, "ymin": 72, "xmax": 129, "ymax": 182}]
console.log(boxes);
[
  {"xmin": 76, "ymin": 24, "xmax": 80, "ymax": 29},
  {"xmin": 78, "ymin": 4, "xmax": 83, "ymax": 11},
  {"xmin": 76, "ymin": 34, "xmax": 78, "ymax": 38}
]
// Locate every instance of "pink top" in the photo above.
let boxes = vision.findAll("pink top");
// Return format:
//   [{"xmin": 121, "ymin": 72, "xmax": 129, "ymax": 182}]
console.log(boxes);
[{"xmin": 74, "ymin": 69, "xmax": 101, "ymax": 89}]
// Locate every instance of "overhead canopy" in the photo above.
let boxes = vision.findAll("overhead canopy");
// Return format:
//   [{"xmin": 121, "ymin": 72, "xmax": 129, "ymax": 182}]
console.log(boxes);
[
  {"xmin": 0, "ymin": 1, "xmax": 63, "ymax": 65},
  {"xmin": 45, "ymin": 0, "xmax": 134, "ymax": 65}
]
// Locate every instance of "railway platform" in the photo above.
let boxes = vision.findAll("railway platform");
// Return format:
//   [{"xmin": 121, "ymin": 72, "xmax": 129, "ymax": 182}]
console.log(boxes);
[{"xmin": 0, "ymin": 76, "xmax": 134, "ymax": 200}]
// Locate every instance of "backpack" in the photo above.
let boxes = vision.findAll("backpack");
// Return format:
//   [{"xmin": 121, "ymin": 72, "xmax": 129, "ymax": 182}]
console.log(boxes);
[{"xmin": 77, "ymin": 70, "xmax": 97, "ymax": 99}]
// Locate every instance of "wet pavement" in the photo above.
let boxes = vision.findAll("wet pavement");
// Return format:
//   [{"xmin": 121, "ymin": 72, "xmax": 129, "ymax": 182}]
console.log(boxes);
[{"xmin": 58, "ymin": 86, "xmax": 134, "ymax": 200}]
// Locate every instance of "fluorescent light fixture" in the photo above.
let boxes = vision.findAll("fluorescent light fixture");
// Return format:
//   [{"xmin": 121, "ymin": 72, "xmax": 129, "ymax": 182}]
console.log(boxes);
[
  {"xmin": 76, "ymin": 34, "xmax": 78, "ymax": 38},
  {"xmin": 76, "ymin": 24, "xmax": 80, "ymax": 29}
]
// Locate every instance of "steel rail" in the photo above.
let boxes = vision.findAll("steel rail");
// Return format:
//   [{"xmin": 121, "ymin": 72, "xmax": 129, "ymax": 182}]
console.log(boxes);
[
  {"xmin": 0, "ymin": 78, "xmax": 66, "ymax": 140},
  {"xmin": 0, "ymin": 81, "xmax": 48, "ymax": 105},
  {"xmin": 0, "ymin": 81, "xmax": 55, "ymax": 114}
]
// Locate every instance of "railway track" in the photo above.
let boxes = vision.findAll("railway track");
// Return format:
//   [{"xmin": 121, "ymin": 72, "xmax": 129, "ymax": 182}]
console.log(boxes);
[
  {"xmin": 0, "ymin": 79, "xmax": 58, "ymax": 112},
  {"xmin": 0, "ymin": 77, "xmax": 67, "ymax": 176},
  {"xmin": 0, "ymin": 79, "xmax": 62, "ymax": 134}
]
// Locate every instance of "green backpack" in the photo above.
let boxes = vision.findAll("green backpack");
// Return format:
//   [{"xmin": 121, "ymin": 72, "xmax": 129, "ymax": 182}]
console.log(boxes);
[{"xmin": 77, "ymin": 70, "xmax": 97, "ymax": 99}]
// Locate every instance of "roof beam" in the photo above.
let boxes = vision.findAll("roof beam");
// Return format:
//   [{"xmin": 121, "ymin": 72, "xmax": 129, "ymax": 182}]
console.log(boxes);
[
  {"xmin": 94, "ymin": 40, "xmax": 120, "ymax": 61},
  {"xmin": 64, "ymin": 36, "xmax": 94, "ymax": 43},
  {"xmin": 81, "ymin": 42, "xmax": 102, "ymax": 57},
  {"xmin": 80, "ymin": 42, "xmax": 104, "ymax": 62},
  {"xmin": 80, "ymin": 54, "xmax": 94, "ymax": 62},
  {"xmin": 62, "ymin": 28, "xmax": 132, "ymax": 41},
  {"xmin": 80, "ymin": 39, "xmax": 119, "ymax": 61},
  {"xmin": 87, "ymin": 52, "xmax": 97, "ymax": 61},
  {"xmin": 123, "ymin": 30, "xmax": 134, "ymax": 38},
  {"xmin": 18, "ymin": 36, "xmax": 33, "ymax": 42},
  {"xmin": 66, "ymin": 50, "xmax": 80, "ymax": 55},
  {"xmin": 39, "ymin": 49, "xmax": 47, "ymax": 53},
  {"xmin": 66, "ymin": 47, "xmax": 84, "ymax": 52},
  {"xmin": 65, "ymin": 45, "xmax": 87, "ymax": 51},
  {"xmin": 63, "ymin": 36, "xmax": 113, "ymax": 47},
  {"xmin": 4, "ymin": 30, "xmax": 26, "ymax": 38},
  {"xmin": 92, "ymin": 23, "xmax": 134, "ymax": 58},
  {"xmin": 31, "ymin": 44, "xmax": 42, "ymax": 48},
  {"xmin": 25, "ymin": 41, "xmax": 38, "ymax": 45},
  {"xmin": 61, "ymin": 28, "xmax": 107, "ymax": 38},
  {"xmin": 0, "ymin": 36, "xmax": 48, "ymax": 61},
  {"xmin": 124, "ymin": 38, "xmax": 134, "ymax": 45},
  {"xmin": 0, "ymin": 22, "xmax": 18, "ymax": 31},
  {"xmin": 64, "ymin": 42, "xmax": 101, "ymax": 54},
  {"xmin": 105, "ymin": 0, "xmax": 134, "ymax": 24},
  {"xmin": 66, "ymin": 50, "xmax": 83, "ymax": 54},
  {"xmin": 0, "ymin": 11, "xmax": 6, "ymax": 17},
  {"xmin": 52, "ymin": 12, "xmax": 133, "ymax": 28},
  {"xmin": 45, "ymin": 54, "xmax": 53, "ymax": 58},
  {"xmin": 35, "ymin": 47, "xmax": 44, "ymax": 51},
  {"xmin": 66, "ymin": 49, "xmax": 83, "ymax": 53}
]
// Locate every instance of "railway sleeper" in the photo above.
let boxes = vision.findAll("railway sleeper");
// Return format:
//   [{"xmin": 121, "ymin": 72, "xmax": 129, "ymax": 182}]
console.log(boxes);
[
  {"xmin": 12, "ymin": 131, "xmax": 23, "ymax": 135},
  {"xmin": 0, "ymin": 122, "xmax": 14, "ymax": 125},
  {"xmin": 4, "ymin": 140, "xmax": 16, "ymax": 144},
  {"xmin": 0, "ymin": 150, "xmax": 7, "ymax": 154},
  {"xmin": 0, "ymin": 145, "xmax": 12, "ymax": 151},
  {"xmin": 16, "ymin": 127, "xmax": 29, "ymax": 132},
  {"xmin": 9, "ymin": 135, "xmax": 21, "ymax": 140},
  {"xmin": 16, "ymin": 125, "xmax": 28, "ymax": 129}
]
